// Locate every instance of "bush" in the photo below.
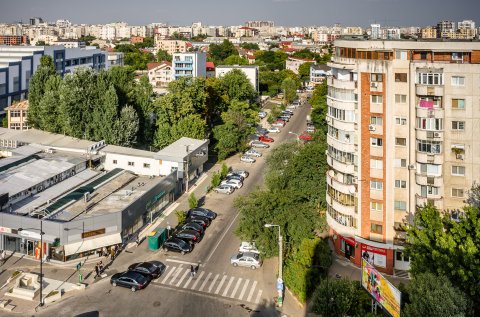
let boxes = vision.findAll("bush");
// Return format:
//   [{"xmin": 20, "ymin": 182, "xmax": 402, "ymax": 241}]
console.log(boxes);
[
  {"xmin": 220, "ymin": 163, "xmax": 229, "ymax": 179},
  {"xmin": 188, "ymin": 193, "xmax": 198, "ymax": 209},
  {"xmin": 211, "ymin": 172, "xmax": 221, "ymax": 187},
  {"xmin": 175, "ymin": 210, "xmax": 187, "ymax": 225}
]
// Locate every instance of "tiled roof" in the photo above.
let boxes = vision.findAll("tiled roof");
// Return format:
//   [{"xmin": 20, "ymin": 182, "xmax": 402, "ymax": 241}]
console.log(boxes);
[{"xmin": 6, "ymin": 100, "xmax": 28, "ymax": 110}]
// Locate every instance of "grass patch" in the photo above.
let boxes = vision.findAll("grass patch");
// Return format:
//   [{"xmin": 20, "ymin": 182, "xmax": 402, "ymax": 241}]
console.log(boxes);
[{"xmin": 46, "ymin": 290, "xmax": 59, "ymax": 298}]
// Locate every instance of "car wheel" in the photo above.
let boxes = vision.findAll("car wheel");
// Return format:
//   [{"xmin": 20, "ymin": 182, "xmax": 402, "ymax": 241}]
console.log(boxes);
[
  {"xmin": 251, "ymin": 266, "xmax": 257, "ymax": 270},
  {"xmin": 112, "ymin": 282, "xmax": 117, "ymax": 287},
  {"xmin": 131, "ymin": 286, "xmax": 137, "ymax": 292},
  {"xmin": 181, "ymin": 250, "xmax": 185, "ymax": 255},
  {"xmin": 233, "ymin": 263, "xmax": 238, "ymax": 267},
  {"xmin": 215, "ymin": 190, "xmax": 219, "ymax": 193}
]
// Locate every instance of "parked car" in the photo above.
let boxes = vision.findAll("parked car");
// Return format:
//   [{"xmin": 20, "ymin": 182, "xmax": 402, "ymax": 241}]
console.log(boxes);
[
  {"xmin": 230, "ymin": 170, "xmax": 249, "ymax": 178},
  {"xmin": 286, "ymin": 104, "xmax": 297, "ymax": 111},
  {"xmin": 306, "ymin": 126, "xmax": 316, "ymax": 133},
  {"xmin": 277, "ymin": 116, "xmax": 289, "ymax": 122},
  {"xmin": 178, "ymin": 222, "xmax": 204, "ymax": 235},
  {"xmin": 258, "ymin": 111, "xmax": 267, "ymax": 119},
  {"xmin": 258, "ymin": 135, "xmax": 274, "ymax": 143},
  {"xmin": 230, "ymin": 252, "xmax": 263, "ymax": 270},
  {"xmin": 250, "ymin": 141, "xmax": 270, "ymax": 148},
  {"xmin": 226, "ymin": 174, "xmax": 243, "ymax": 182},
  {"xmin": 256, "ymin": 128, "xmax": 268, "ymax": 135},
  {"xmin": 128, "ymin": 262, "xmax": 165, "ymax": 279},
  {"xmin": 174, "ymin": 229, "xmax": 202, "ymax": 244},
  {"xmin": 111, "ymin": 271, "xmax": 150, "ymax": 292},
  {"xmin": 240, "ymin": 155, "xmax": 256, "ymax": 163},
  {"xmin": 273, "ymin": 119, "xmax": 286, "ymax": 126},
  {"xmin": 271, "ymin": 121, "xmax": 285, "ymax": 128},
  {"xmin": 221, "ymin": 178, "xmax": 243, "ymax": 189},
  {"xmin": 214, "ymin": 184, "xmax": 235, "ymax": 194},
  {"xmin": 299, "ymin": 132, "xmax": 313, "ymax": 141},
  {"xmin": 187, "ymin": 214, "xmax": 211, "ymax": 227},
  {"xmin": 267, "ymin": 127, "xmax": 280, "ymax": 133},
  {"xmin": 163, "ymin": 237, "xmax": 193, "ymax": 254},
  {"xmin": 188, "ymin": 207, "xmax": 217, "ymax": 220},
  {"xmin": 281, "ymin": 110, "xmax": 293, "ymax": 116},
  {"xmin": 239, "ymin": 241, "xmax": 260, "ymax": 254},
  {"xmin": 245, "ymin": 149, "xmax": 262, "ymax": 157}
]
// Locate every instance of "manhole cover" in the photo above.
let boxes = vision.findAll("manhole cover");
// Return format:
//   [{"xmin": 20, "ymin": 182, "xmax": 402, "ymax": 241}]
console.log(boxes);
[{"xmin": 153, "ymin": 301, "xmax": 161, "ymax": 307}]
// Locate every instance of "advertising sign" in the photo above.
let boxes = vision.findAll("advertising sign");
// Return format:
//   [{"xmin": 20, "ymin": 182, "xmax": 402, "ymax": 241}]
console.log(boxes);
[
  {"xmin": 361, "ymin": 244, "xmax": 387, "ymax": 268},
  {"xmin": 361, "ymin": 259, "xmax": 401, "ymax": 317}
]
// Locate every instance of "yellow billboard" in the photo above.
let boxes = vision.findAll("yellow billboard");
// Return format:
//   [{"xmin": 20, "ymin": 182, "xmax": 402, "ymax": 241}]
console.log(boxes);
[{"xmin": 361, "ymin": 259, "xmax": 401, "ymax": 317}]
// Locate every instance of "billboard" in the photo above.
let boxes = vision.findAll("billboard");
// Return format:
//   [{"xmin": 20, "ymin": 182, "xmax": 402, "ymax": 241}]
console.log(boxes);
[
  {"xmin": 361, "ymin": 259, "xmax": 401, "ymax": 317},
  {"xmin": 361, "ymin": 244, "xmax": 387, "ymax": 268}
]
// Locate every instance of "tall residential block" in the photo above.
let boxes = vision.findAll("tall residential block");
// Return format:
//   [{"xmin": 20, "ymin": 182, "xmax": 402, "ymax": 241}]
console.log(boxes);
[
  {"xmin": 172, "ymin": 52, "xmax": 206, "ymax": 80},
  {"xmin": 326, "ymin": 39, "xmax": 480, "ymax": 275}
]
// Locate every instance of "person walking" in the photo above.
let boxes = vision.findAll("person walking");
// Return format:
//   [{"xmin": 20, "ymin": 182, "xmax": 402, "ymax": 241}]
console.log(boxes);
[
  {"xmin": 103, "ymin": 247, "xmax": 108, "ymax": 258},
  {"xmin": 99, "ymin": 261, "xmax": 104, "ymax": 273},
  {"xmin": 110, "ymin": 247, "xmax": 115, "ymax": 261},
  {"xmin": 94, "ymin": 263, "xmax": 99, "ymax": 278},
  {"xmin": 0, "ymin": 250, "xmax": 5, "ymax": 265},
  {"xmin": 190, "ymin": 265, "xmax": 195, "ymax": 277}
]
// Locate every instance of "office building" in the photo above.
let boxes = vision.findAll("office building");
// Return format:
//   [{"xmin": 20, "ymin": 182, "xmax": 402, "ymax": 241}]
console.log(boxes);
[
  {"xmin": 326, "ymin": 39, "xmax": 480, "ymax": 275},
  {"xmin": 172, "ymin": 52, "xmax": 206, "ymax": 80}
]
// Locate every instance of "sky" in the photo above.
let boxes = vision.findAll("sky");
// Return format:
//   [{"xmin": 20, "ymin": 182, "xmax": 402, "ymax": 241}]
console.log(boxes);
[{"xmin": 0, "ymin": 0, "xmax": 479, "ymax": 27}]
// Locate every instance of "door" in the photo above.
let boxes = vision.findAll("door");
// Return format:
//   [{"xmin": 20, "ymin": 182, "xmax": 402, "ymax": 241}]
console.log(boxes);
[{"xmin": 27, "ymin": 240, "xmax": 34, "ymax": 256}]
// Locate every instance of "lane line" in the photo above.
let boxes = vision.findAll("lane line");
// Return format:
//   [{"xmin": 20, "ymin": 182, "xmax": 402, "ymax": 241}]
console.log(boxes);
[
  {"xmin": 190, "ymin": 271, "xmax": 205, "ymax": 290},
  {"xmin": 196, "ymin": 272, "xmax": 210, "ymax": 291},
  {"xmin": 246, "ymin": 281, "xmax": 257, "ymax": 302},
  {"xmin": 221, "ymin": 276, "xmax": 235, "ymax": 297},
  {"xmin": 205, "ymin": 212, "xmax": 241, "ymax": 264},
  {"xmin": 207, "ymin": 273, "xmax": 219, "ymax": 293},
  {"xmin": 166, "ymin": 259, "xmax": 202, "ymax": 266},
  {"xmin": 169, "ymin": 267, "xmax": 183, "ymax": 285},
  {"xmin": 176, "ymin": 269, "xmax": 190, "ymax": 287},
  {"xmin": 229, "ymin": 278, "xmax": 242, "ymax": 298},
  {"xmin": 161, "ymin": 266, "xmax": 176, "ymax": 284},
  {"xmin": 254, "ymin": 289, "xmax": 263, "ymax": 304},
  {"xmin": 238, "ymin": 279, "xmax": 250, "ymax": 301},
  {"xmin": 214, "ymin": 275, "xmax": 227, "ymax": 294}
]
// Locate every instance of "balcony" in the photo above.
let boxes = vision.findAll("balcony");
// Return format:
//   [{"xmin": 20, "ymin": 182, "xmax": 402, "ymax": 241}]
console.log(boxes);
[
  {"xmin": 327, "ymin": 97, "xmax": 357, "ymax": 111},
  {"xmin": 369, "ymin": 82, "xmax": 383, "ymax": 93},
  {"xmin": 327, "ymin": 116, "xmax": 356, "ymax": 132},
  {"xmin": 415, "ymin": 173, "xmax": 443, "ymax": 187},
  {"xmin": 327, "ymin": 155, "xmax": 356, "ymax": 174},
  {"xmin": 416, "ymin": 194, "xmax": 443, "ymax": 209},
  {"xmin": 327, "ymin": 77, "xmax": 357, "ymax": 90},
  {"xmin": 327, "ymin": 170, "xmax": 356, "ymax": 196},
  {"xmin": 416, "ymin": 107, "xmax": 444, "ymax": 119},
  {"xmin": 415, "ymin": 152, "xmax": 443, "ymax": 165},
  {"xmin": 370, "ymin": 102, "xmax": 383, "ymax": 114},
  {"xmin": 328, "ymin": 57, "xmax": 356, "ymax": 69},
  {"xmin": 326, "ymin": 209, "xmax": 357, "ymax": 237},
  {"xmin": 416, "ymin": 85, "xmax": 444, "ymax": 96},
  {"xmin": 327, "ymin": 134, "xmax": 356, "ymax": 153},
  {"xmin": 416, "ymin": 129, "xmax": 444, "ymax": 142}
]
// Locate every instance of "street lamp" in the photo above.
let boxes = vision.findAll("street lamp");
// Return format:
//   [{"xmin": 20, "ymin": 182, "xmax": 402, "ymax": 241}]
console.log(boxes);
[
  {"xmin": 184, "ymin": 144, "xmax": 194, "ymax": 193},
  {"xmin": 18, "ymin": 220, "xmax": 45, "ymax": 307},
  {"xmin": 264, "ymin": 223, "xmax": 283, "ymax": 307}
]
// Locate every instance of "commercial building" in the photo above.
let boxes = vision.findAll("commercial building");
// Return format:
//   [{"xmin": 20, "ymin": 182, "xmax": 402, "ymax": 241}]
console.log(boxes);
[
  {"xmin": 0, "ymin": 128, "xmax": 208, "ymax": 262},
  {"xmin": 172, "ymin": 52, "xmax": 206, "ymax": 80},
  {"xmin": 215, "ymin": 65, "xmax": 259, "ymax": 91},
  {"xmin": 326, "ymin": 39, "xmax": 480, "ymax": 275}
]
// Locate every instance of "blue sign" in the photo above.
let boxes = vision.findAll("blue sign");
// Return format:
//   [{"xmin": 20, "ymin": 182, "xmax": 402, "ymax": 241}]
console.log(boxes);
[{"xmin": 276, "ymin": 278, "xmax": 284, "ymax": 291}]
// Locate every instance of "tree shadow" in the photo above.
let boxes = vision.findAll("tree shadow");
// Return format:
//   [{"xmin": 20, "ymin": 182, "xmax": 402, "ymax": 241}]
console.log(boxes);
[{"xmin": 240, "ymin": 299, "xmax": 282, "ymax": 317}]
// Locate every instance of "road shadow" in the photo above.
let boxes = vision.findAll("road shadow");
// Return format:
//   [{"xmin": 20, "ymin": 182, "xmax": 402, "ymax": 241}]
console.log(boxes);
[{"xmin": 242, "ymin": 300, "xmax": 282, "ymax": 317}]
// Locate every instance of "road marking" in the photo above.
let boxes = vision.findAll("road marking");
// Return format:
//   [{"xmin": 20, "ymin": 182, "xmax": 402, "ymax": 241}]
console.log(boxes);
[
  {"xmin": 196, "ymin": 272, "xmax": 210, "ymax": 291},
  {"xmin": 238, "ymin": 279, "xmax": 250, "ymax": 300},
  {"xmin": 207, "ymin": 274, "xmax": 220, "ymax": 293},
  {"xmin": 161, "ymin": 266, "xmax": 176, "ymax": 284},
  {"xmin": 156, "ymin": 265, "xmax": 169, "ymax": 282},
  {"xmin": 246, "ymin": 281, "xmax": 257, "ymax": 302},
  {"xmin": 254, "ymin": 289, "xmax": 263, "ymax": 304},
  {"xmin": 166, "ymin": 259, "xmax": 202, "ymax": 266},
  {"xmin": 214, "ymin": 275, "xmax": 227, "ymax": 294},
  {"xmin": 169, "ymin": 267, "xmax": 183, "ymax": 285},
  {"xmin": 222, "ymin": 276, "xmax": 235, "ymax": 297},
  {"xmin": 176, "ymin": 269, "xmax": 190, "ymax": 287},
  {"xmin": 190, "ymin": 271, "xmax": 205, "ymax": 290},
  {"xmin": 205, "ymin": 211, "xmax": 241, "ymax": 263},
  {"xmin": 183, "ymin": 274, "xmax": 194, "ymax": 289},
  {"xmin": 229, "ymin": 278, "xmax": 242, "ymax": 298}
]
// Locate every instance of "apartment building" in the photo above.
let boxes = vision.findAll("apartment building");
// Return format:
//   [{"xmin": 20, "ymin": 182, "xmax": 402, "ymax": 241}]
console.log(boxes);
[
  {"xmin": 147, "ymin": 61, "xmax": 172, "ymax": 87},
  {"xmin": 155, "ymin": 39, "xmax": 188, "ymax": 55},
  {"xmin": 172, "ymin": 52, "xmax": 206, "ymax": 80},
  {"xmin": 0, "ymin": 35, "xmax": 29, "ymax": 45},
  {"xmin": 6, "ymin": 100, "xmax": 29, "ymax": 130},
  {"xmin": 326, "ymin": 39, "xmax": 480, "ymax": 275}
]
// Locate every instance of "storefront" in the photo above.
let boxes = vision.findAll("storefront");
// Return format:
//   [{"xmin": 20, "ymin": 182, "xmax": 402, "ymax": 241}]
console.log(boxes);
[{"xmin": 0, "ymin": 226, "xmax": 56, "ymax": 260}]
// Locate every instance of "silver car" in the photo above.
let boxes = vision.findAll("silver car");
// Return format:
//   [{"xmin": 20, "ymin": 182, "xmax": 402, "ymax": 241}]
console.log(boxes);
[
  {"xmin": 228, "ymin": 170, "xmax": 249, "ymax": 179},
  {"xmin": 250, "ymin": 141, "xmax": 269, "ymax": 148},
  {"xmin": 230, "ymin": 252, "xmax": 262, "ymax": 270},
  {"xmin": 240, "ymin": 155, "xmax": 256, "ymax": 163},
  {"xmin": 245, "ymin": 149, "xmax": 262, "ymax": 157},
  {"xmin": 221, "ymin": 179, "xmax": 243, "ymax": 189},
  {"xmin": 214, "ymin": 184, "xmax": 234, "ymax": 194}
]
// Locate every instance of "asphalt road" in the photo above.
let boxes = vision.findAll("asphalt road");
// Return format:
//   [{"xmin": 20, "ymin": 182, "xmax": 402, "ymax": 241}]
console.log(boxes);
[{"xmin": 35, "ymin": 101, "xmax": 311, "ymax": 317}]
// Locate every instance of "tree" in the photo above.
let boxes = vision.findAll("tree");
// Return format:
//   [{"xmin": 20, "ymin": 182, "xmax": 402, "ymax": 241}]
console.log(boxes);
[
  {"xmin": 188, "ymin": 193, "xmax": 199, "ymax": 209},
  {"xmin": 298, "ymin": 62, "xmax": 313, "ymax": 82},
  {"xmin": 112, "ymin": 105, "xmax": 139, "ymax": 147},
  {"xmin": 403, "ymin": 273, "xmax": 470, "ymax": 317},
  {"xmin": 240, "ymin": 43, "xmax": 260, "ymax": 50},
  {"xmin": 91, "ymin": 85, "xmax": 119, "ymax": 143},
  {"xmin": 309, "ymin": 80, "xmax": 328, "ymax": 134},
  {"xmin": 281, "ymin": 77, "xmax": 298, "ymax": 105},
  {"xmin": 209, "ymin": 39, "xmax": 237, "ymax": 64},
  {"xmin": 223, "ymin": 55, "xmax": 248, "ymax": 66},
  {"xmin": 156, "ymin": 49, "xmax": 172, "ymax": 62},
  {"xmin": 220, "ymin": 69, "xmax": 258, "ymax": 104},
  {"xmin": 38, "ymin": 75, "xmax": 63, "ymax": 133}
]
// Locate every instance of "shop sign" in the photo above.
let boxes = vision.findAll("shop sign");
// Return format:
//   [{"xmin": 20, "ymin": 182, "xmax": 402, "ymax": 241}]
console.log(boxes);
[
  {"xmin": 361, "ymin": 244, "xmax": 387, "ymax": 268},
  {"xmin": 81, "ymin": 228, "xmax": 106, "ymax": 239},
  {"xmin": 19, "ymin": 230, "xmax": 41, "ymax": 240},
  {"xmin": 0, "ymin": 226, "xmax": 12, "ymax": 234}
]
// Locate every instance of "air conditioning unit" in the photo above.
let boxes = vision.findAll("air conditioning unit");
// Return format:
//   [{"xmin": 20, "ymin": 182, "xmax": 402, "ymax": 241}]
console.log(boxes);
[
  {"xmin": 433, "ymin": 132, "xmax": 441, "ymax": 138},
  {"xmin": 352, "ymin": 178, "xmax": 358, "ymax": 184},
  {"xmin": 426, "ymin": 131, "xmax": 434, "ymax": 138},
  {"xmin": 368, "ymin": 124, "xmax": 376, "ymax": 131},
  {"xmin": 408, "ymin": 164, "xmax": 416, "ymax": 170},
  {"xmin": 326, "ymin": 117, "xmax": 332, "ymax": 124},
  {"xmin": 371, "ymin": 82, "xmax": 378, "ymax": 88},
  {"xmin": 456, "ymin": 154, "xmax": 464, "ymax": 160}
]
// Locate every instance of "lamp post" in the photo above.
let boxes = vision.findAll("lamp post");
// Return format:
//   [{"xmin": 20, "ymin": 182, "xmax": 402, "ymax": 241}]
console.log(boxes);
[
  {"xmin": 184, "ymin": 144, "xmax": 194, "ymax": 193},
  {"xmin": 18, "ymin": 220, "xmax": 45, "ymax": 307},
  {"xmin": 264, "ymin": 223, "xmax": 283, "ymax": 307}
]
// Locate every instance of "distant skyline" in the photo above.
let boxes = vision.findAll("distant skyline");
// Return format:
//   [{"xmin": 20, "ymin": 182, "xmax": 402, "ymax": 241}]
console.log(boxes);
[{"xmin": 1, "ymin": 0, "xmax": 479, "ymax": 27}]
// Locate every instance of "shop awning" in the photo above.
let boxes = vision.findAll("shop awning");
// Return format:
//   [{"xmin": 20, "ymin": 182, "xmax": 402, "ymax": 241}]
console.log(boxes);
[{"xmin": 64, "ymin": 233, "xmax": 122, "ymax": 256}]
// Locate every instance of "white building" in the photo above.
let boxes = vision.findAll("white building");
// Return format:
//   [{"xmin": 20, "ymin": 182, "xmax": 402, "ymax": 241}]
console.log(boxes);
[
  {"xmin": 147, "ymin": 61, "xmax": 172, "ymax": 87},
  {"xmin": 172, "ymin": 52, "xmax": 206, "ymax": 80},
  {"xmin": 215, "ymin": 65, "xmax": 259, "ymax": 91}
]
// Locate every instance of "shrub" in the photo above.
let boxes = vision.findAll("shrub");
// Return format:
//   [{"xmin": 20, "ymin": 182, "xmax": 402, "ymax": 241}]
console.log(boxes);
[
  {"xmin": 175, "ymin": 210, "xmax": 187, "ymax": 225},
  {"xmin": 211, "ymin": 172, "xmax": 221, "ymax": 187},
  {"xmin": 220, "ymin": 163, "xmax": 229, "ymax": 179},
  {"xmin": 188, "ymin": 193, "xmax": 198, "ymax": 209}
]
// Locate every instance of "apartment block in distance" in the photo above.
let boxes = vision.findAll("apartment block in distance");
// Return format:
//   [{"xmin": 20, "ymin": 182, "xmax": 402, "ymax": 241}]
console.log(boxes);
[
  {"xmin": 326, "ymin": 39, "xmax": 480, "ymax": 275},
  {"xmin": 172, "ymin": 52, "xmax": 206, "ymax": 80}
]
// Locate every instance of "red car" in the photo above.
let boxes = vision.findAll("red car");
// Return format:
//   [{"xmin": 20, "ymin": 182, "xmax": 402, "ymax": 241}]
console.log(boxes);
[
  {"xmin": 298, "ymin": 133, "xmax": 313, "ymax": 141},
  {"xmin": 259, "ymin": 135, "xmax": 274, "ymax": 143}
]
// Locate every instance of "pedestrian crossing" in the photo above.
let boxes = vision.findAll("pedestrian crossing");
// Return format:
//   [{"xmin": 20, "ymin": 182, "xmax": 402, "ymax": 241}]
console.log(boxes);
[{"xmin": 152, "ymin": 265, "xmax": 264, "ymax": 304}]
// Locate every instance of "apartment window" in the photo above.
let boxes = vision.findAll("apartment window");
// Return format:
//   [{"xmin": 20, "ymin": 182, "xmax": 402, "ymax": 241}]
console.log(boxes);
[
  {"xmin": 451, "ymin": 52, "xmax": 463, "ymax": 61},
  {"xmin": 12, "ymin": 76, "xmax": 20, "ymax": 92},
  {"xmin": 371, "ymin": 223, "xmax": 383, "ymax": 234},
  {"xmin": 10, "ymin": 110, "xmax": 21, "ymax": 117},
  {"xmin": 452, "ymin": 99, "xmax": 465, "ymax": 109},
  {"xmin": 370, "ymin": 159, "xmax": 383, "ymax": 169},
  {"xmin": 371, "ymin": 95, "xmax": 383, "ymax": 104},
  {"xmin": 371, "ymin": 73, "xmax": 383, "ymax": 82},
  {"xmin": 396, "ymin": 251, "xmax": 409, "ymax": 262},
  {"xmin": 112, "ymin": 160, "xmax": 117, "ymax": 164},
  {"xmin": 25, "ymin": 70, "xmax": 31, "ymax": 88},
  {"xmin": 370, "ymin": 116, "xmax": 383, "ymax": 125},
  {"xmin": 395, "ymin": 51, "xmax": 407, "ymax": 60},
  {"xmin": 395, "ymin": 117, "xmax": 407, "ymax": 125},
  {"xmin": 128, "ymin": 161, "xmax": 134, "ymax": 166},
  {"xmin": 452, "ymin": 121, "xmax": 465, "ymax": 130},
  {"xmin": 421, "ymin": 185, "xmax": 439, "ymax": 196},
  {"xmin": 395, "ymin": 73, "xmax": 407, "ymax": 82},
  {"xmin": 395, "ymin": 94, "xmax": 407, "ymax": 103},
  {"xmin": 0, "ymin": 83, "xmax": 6, "ymax": 95},
  {"xmin": 370, "ymin": 137, "xmax": 383, "ymax": 146},
  {"xmin": 417, "ymin": 140, "xmax": 441, "ymax": 154},
  {"xmin": 144, "ymin": 163, "xmax": 151, "ymax": 168},
  {"xmin": 418, "ymin": 163, "xmax": 441, "ymax": 176},
  {"xmin": 395, "ymin": 180, "xmax": 406, "ymax": 188},
  {"xmin": 420, "ymin": 52, "xmax": 428, "ymax": 59},
  {"xmin": 395, "ymin": 138, "xmax": 406, "ymax": 146},
  {"xmin": 452, "ymin": 188, "xmax": 464, "ymax": 198},
  {"xmin": 370, "ymin": 180, "xmax": 383, "ymax": 190},
  {"xmin": 395, "ymin": 159, "xmax": 407, "ymax": 168},
  {"xmin": 452, "ymin": 166, "xmax": 465, "ymax": 176},
  {"xmin": 417, "ymin": 72, "xmax": 443, "ymax": 85},
  {"xmin": 394, "ymin": 200, "xmax": 407, "ymax": 210},
  {"xmin": 370, "ymin": 202, "xmax": 383, "ymax": 211},
  {"xmin": 419, "ymin": 96, "xmax": 442, "ymax": 108},
  {"xmin": 451, "ymin": 76, "xmax": 465, "ymax": 86},
  {"xmin": 416, "ymin": 118, "xmax": 443, "ymax": 131}
]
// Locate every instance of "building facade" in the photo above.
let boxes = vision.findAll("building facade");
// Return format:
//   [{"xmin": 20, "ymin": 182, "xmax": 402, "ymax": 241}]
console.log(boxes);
[
  {"xmin": 6, "ymin": 100, "xmax": 29, "ymax": 130},
  {"xmin": 172, "ymin": 52, "xmax": 206, "ymax": 80},
  {"xmin": 154, "ymin": 39, "xmax": 188, "ymax": 55},
  {"xmin": 147, "ymin": 61, "xmax": 172, "ymax": 87},
  {"xmin": 326, "ymin": 39, "xmax": 480, "ymax": 275}
]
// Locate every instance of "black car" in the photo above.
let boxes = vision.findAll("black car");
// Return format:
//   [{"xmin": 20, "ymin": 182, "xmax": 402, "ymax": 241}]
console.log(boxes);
[
  {"xmin": 188, "ymin": 214, "xmax": 211, "ymax": 227},
  {"xmin": 227, "ymin": 175, "xmax": 243, "ymax": 182},
  {"xmin": 174, "ymin": 229, "xmax": 202, "ymax": 244},
  {"xmin": 111, "ymin": 271, "xmax": 150, "ymax": 292},
  {"xmin": 128, "ymin": 261, "xmax": 165, "ymax": 279},
  {"xmin": 163, "ymin": 237, "xmax": 192, "ymax": 254},
  {"xmin": 178, "ymin": 222, "xmax": 204, "ymax": 235},
  {"xmin": 188, "ymin": 207, "xmax": 217, "ymax": 220}
]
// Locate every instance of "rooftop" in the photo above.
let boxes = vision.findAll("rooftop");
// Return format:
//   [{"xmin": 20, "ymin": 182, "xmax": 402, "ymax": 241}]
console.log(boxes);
[
  {"xmin": 154, "ymin": 137, "xmax": 208, "ymax": 162},
  {"xmin": 5, "ymin": 100, "xmax": 28, "ymax": 110},
  {"xmin": 101, "ymin": 144, "xmax": 156, "ymax": 158}
]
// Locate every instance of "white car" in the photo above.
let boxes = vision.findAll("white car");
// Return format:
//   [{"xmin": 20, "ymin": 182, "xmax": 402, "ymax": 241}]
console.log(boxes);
[
  {"xmin": 250, "ymin": 141, "xmax": 269, "ymax": 148},
  {"xmin": 231, "ymin": 252, "xmax": 263, "ymax": 270},
  {"xmin": 239, "ymin": 242, "xmax": 260, "ymax": 254},
  {"xmin": 221, "ymin": 179, "xmax": 243, "ymax": 189},
  {"xmin": 271, "ymin": 122, "xmax": 285, "ymax": 128},
  {"xmin": 240, "ymin": 155, "xmax": 256, "ymax": 163},
  {"xmin": 267, "ymin": 127, "xmax": 280, "ymax": 133},
  {"xmin": 259, "ymin": 111, "xmax": 267, "ymax": 119},
  {"xmin": 245, "ymin": 149, "xmax": 262, "ymax": 157},
  {"xmin": 229, "ymin": 170, "xmax": 249, "ymax": 178},
  {"xmin": 306, "ymin": 126, "xmax": 316, "ymax": 133},
  {"xmin": 214, "ymin": 185, "xmax": 235, "ymax": 194}
]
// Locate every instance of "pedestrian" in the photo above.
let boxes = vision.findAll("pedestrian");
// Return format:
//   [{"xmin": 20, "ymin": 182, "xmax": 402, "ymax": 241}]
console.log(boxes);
[
  {"xmin": 103, "ymin": 247, "xmax": 108, "ymax": 258},
  {"xmin": 110, "ymin": 247, "xmax": 115, "ymax": 261},
  {"xmin": 94, "ymin": 264, "xmax": 99, "ymax": 278},
  {"xmin": 0, "ymin": 250, "xmax": 5, "ymax": 264},
  {"xmin": 190, "ymin": 265, "xmax": 195, "ymax": 277},
  {"xmin": 99, "ymin": 261, "xmax": 104, "ymax": 273},
  {"xmin": 195, "ymin": 264, "xmax": 199, "ymax": 275}
]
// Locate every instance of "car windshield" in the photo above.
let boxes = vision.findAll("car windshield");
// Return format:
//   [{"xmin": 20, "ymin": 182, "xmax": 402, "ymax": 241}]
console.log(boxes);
[{"xmin": 252, "ymin": 253, "xmax": 259, "ymax": 260}]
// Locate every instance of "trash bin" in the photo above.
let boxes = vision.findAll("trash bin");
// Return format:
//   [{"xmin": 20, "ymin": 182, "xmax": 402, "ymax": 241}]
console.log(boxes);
[{"xmin": 148, "ymin": 228, "xmax": 167, "ymax": 251}]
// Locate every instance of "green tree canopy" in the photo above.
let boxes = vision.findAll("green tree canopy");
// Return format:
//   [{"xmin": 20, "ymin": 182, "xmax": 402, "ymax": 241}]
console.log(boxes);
[
  {"xmin": 156, "ymin": 49, "xmax": 172, "ymax": 62},
  {"xmin": 298, "ymin": 62, "xmax": 313, "ymax": 81},
  {"xmin": 240, "ymin": 42, "xmax": 260, "ymax": 50},
  {"xmin": 219, "ymin": 69, "xmax": 258, "ymax": 104},
  {"xmin": 209, "ymin": 39, "xmax": 237, "ymax": 64},
  {"xmin": 281, "ymin": 77, "xmax": 298, "ymax": 104},
  {"xmin": 222, "ymin": 55, "xmax": 248, "ymax": 66}
]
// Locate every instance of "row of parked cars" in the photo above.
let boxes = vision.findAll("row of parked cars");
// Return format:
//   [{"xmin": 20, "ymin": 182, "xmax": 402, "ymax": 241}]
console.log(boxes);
[
  {"xmin": 214, "ymin": 170, "xmax": 249, "ymax": 195},
  {"xmin": 111, "ymin": 261, "xmax": 166, "ymax": 292}
]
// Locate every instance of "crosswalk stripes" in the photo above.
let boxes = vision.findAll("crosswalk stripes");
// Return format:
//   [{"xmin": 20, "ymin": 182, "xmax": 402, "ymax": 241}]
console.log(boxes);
[
  {"xmin": 155, "ymin": 265, "xmax": 169, "ymax": 282},
  {"xmin": 153, "ymin": 266, "xmax": 263, "ymax": 304}
]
